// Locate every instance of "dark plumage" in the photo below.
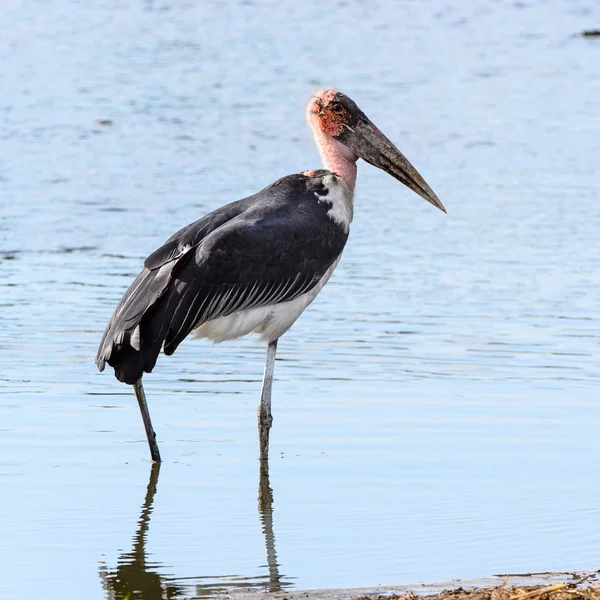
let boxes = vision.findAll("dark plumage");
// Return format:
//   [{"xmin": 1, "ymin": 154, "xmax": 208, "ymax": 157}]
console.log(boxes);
[{"xmin": 96, "ymin": 171, "xmax": 348, "ymax": 385}]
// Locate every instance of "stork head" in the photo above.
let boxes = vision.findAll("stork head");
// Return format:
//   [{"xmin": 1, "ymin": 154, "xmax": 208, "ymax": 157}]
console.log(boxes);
[{"xmin": 307, "ymin": 89, "xmax": 445, "ymax": 212}]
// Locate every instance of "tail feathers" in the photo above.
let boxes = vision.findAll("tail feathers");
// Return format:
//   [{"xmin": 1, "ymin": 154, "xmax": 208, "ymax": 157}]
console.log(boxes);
[
  {"xmin": 96, "ymin": 330, "xmax": 161, "ymax": 385},
  {"xmin": 96, "ymin": 305, "xmax": 166, "ymax": 384},
  {"xmin": 111, "ymin": 342, "xmax": 159, "ymax": 384},
  {"xmin": 96, "ymin": 261, "xmax": 184, "ymax": 384}
]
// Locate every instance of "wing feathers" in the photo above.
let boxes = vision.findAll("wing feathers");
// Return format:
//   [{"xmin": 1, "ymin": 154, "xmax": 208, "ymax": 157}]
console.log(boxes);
[
  {"xmin": 161, "ymin": 272, "xmax": 319, "ymax": 355},
  {"xmin": 97, "ymin": 172, "xmax": 349, "ymax": 384}
]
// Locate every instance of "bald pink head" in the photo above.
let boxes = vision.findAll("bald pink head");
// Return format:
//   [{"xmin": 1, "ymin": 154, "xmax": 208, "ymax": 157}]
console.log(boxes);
[
  {"xmin": 307, "ymin": 89, "xmax": 348, "ymax": 136},
  {"xmin": 306, "ymin": 89, "xmax": 359, "ymax": 191}
]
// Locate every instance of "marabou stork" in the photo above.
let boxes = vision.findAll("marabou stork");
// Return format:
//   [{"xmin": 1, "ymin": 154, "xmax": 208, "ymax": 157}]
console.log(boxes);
[{"xmin": 96, "ymin": 89, "xmax": 445, "ymax": 463}]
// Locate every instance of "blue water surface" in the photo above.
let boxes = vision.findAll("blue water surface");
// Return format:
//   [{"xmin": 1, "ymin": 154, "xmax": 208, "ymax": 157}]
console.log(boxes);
[{"xmin": 1, "ymin": 1, "xmax": 599, "ymax": 598}]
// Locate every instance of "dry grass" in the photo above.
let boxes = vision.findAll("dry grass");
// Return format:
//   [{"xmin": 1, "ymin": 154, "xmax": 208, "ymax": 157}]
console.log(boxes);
[{"xmin": 353, "ymin": 573, "xmax": 600, "ymax": 600}]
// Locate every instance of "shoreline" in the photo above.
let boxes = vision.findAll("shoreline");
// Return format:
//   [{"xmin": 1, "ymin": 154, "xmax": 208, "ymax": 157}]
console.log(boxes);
[{"xmin": 226, "ymin": 571, "xmax": 599, "ymax": 600}]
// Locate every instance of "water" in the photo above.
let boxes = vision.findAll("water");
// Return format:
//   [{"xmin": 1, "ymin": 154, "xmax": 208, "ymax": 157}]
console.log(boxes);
[{"xmin": 1, "ymin": 0, "xmax": 600, "ymax": 598}]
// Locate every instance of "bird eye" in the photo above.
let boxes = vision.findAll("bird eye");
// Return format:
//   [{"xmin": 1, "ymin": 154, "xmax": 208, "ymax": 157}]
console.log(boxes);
[{"xmin": 330, "ymin": 101, "xmax": 344, "ymax": 114}]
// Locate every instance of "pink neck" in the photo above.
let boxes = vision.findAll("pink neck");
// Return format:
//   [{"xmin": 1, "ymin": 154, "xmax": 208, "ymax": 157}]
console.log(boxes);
[{"xmin": 311, "ymin": 128, "xmax": 358, "ymax": 192}]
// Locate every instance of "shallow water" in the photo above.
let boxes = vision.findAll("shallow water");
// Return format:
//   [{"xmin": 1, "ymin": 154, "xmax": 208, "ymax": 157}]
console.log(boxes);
[{"xmin": 1, "ymin": 0, "xmax": 600, "ymax": 598}]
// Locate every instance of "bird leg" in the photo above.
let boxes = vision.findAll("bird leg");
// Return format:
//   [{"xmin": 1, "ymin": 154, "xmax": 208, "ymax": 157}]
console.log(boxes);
[
  {"xmin": 258, "ymin": 339, "xmax": 278, "ymax": 462},
  {"xmin": 133, "ymin": 379, "xmax": 161, "ymax": 463}
]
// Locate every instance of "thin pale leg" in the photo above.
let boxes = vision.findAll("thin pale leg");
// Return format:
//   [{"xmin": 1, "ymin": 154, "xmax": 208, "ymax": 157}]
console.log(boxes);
[
  {"xmin": 133, "ymin": 379, "xmax": 161, "ymax": 463},
  {"xmin": 258, "ymin": 339, "xmax": 278, "ymax": 463}
]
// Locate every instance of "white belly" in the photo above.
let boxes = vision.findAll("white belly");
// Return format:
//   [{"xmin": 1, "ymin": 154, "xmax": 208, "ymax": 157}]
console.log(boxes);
[{"xmin": 192, "ymin": 256, "xmax": 342, "ymax": 344}]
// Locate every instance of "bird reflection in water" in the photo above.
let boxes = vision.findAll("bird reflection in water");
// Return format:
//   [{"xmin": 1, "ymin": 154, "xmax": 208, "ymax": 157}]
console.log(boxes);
[
  {"xmin": 258, "ymin": 460, "xmax": 286, "ymax": 594},
  {"xmin": 99, "ymin": 460, "xmax": 291, "ymax": 599},
  {"xmin": 99, "ymin": 463, "xmax": 185, "ymax": 599}
]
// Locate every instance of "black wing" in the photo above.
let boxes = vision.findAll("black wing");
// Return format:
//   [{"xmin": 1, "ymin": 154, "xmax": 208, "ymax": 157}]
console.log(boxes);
[{"xmin": 96, "ymin": 173, "xmax": 348, "ymax": 384}]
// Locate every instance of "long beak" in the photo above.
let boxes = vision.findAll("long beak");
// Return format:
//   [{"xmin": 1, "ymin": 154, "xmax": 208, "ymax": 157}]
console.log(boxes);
[{"xmin": 342, "ymin": 118, "xmax": 446, "ymax": 213}]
